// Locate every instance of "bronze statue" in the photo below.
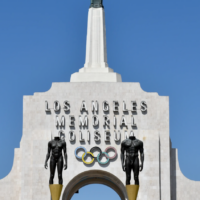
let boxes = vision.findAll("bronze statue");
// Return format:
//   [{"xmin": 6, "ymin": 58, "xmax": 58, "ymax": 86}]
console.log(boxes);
[
  {"xmin": 121, "ymin": 132, "xmax": 144, "ymax": 185},
  {"xmin": 44, "ymin": 136, "xmax": 67, "ymax": 184},
  {"xmin": 90, "ymin": 0, "xmax": 103, "ymax": 8}
]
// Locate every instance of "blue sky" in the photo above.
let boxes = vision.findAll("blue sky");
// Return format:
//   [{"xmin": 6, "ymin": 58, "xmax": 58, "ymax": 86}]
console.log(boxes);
[{"xmin": 0, "ymin": 0, "xmax": 200, "ymax": 199}]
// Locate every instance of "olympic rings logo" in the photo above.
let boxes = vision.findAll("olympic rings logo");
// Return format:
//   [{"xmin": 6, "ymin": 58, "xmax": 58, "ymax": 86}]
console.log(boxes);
[{"xmin": 74, "ymin": 146, "xmax": 118, "ymax": 165}]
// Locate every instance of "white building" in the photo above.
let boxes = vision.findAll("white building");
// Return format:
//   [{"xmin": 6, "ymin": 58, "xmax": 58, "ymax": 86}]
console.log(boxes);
[{"xmin": 0, "ymin": 3, "xmax": 199, "ymax": 200}]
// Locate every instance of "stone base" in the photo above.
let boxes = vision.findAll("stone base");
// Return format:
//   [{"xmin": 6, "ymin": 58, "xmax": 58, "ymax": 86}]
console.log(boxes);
[
  {"xmin": 70, "ymin": 72, "xmax": 122, "ymax": 82},
  {"xmin": 126, "ymin": 185, "xmax": 139, "ymax": 200},
  {"xmin": 79, "ymin": 63, "xmax": 113, "ymax": 73},
  {"xmin": 49, "ymin": 184, "xmax": 63, "ymax": 200}
]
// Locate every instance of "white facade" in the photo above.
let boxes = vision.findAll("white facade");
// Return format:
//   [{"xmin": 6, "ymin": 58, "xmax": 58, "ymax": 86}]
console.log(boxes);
[
  {"xmin": 70, "ymin": 8, "xmax": 122, "ymax": 82},
  {"xmin": 0, "ymin": 5, "xmax": 200, "ymax": 200},
  {"xmin": 0, "ymin": 83, "xmax": 199, "ymax": 200}
]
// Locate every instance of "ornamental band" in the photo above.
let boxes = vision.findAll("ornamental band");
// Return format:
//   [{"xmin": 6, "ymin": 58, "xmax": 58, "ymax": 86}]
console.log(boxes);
[
  {"xmin": 121, "ymin": 132, "xmax": 144, "ymax": 185},
  {"xmin": 90, "ymin": 0, "xmax": 103, "ymax": 8}
]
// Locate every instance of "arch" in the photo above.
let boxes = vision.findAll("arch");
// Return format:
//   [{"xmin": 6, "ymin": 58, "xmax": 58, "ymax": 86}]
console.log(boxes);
[{"xmin": 62, "ymin": 170, "xmax": 127, "ymax": 200}]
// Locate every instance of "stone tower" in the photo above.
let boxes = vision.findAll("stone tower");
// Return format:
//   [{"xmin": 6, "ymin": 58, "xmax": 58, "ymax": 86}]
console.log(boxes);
[{"xmin": 0, "ymin": 2, "xmax": 200, "ymax": 200}]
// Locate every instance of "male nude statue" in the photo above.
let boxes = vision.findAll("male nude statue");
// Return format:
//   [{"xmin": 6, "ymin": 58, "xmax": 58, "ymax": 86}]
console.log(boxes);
[
  {"xmin": 44, "ymin": 136, "xmax": 67, "ymax": 184},
  {"xmin": 121, "ymin": 132, "xmax": 144, "ymax": 185}
]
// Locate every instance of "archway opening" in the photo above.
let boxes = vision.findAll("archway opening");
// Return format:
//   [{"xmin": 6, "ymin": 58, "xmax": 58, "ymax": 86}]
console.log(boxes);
[
  {"xmin": 62, "ymin": 170, "xmax": 127, "ymax": 200},
  {"xmin": 71, "ymin": 184, "xmax": 121, "ymax": 200}
]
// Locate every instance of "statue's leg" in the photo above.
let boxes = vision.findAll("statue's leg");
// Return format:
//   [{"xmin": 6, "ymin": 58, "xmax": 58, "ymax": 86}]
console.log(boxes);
[
  {"xmin": 133, "ymin": 157, "xmax": 139, "ymax": 185},
  {"xmin": 125, "ymin": 158, "xmax": 131, "ymax": 185},
  {"xmin": 57, "ymin": 157, "xmax": 64, "ymax": 184},
  {"xmin": 49, "ymin": 159, "xmax": 56, "ymax": 184}
]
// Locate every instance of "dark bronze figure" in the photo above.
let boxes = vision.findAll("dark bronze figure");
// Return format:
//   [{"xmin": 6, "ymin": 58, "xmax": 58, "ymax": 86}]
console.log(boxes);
[
  {"xmin": 44, "ymin": 137, "xmax": 67, "ymax": 184},
  {"xmin": 90, "ymin": 0, "xmax": 103, "ymax": 8},
  {"xmin": 121, "ymin": 133, "xmax": 144, "ymax": 185}
]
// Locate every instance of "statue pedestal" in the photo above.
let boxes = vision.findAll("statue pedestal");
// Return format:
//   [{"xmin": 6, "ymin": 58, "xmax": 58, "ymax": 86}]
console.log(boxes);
[
  {"xmin": 126, "ymin": 185, "xmax": 139, "ymax": 200},
  {"xmin": 49, "ymin": 184, "xmax": 63, "ymax": 200},
  {"xmin": 70, "ymin": 71, "xmax": 122, "ymax": 82}
]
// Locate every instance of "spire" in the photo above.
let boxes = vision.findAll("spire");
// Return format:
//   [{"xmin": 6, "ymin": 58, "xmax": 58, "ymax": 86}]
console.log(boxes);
[{"xmin": 70, "ymin": 6, "xmax": 122, "ymax": 82}]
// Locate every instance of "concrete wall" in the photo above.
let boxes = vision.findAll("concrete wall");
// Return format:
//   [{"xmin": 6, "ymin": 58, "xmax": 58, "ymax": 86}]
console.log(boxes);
[
  {"xmin": 170, "ymin": 148, "xmax": 200, "ymax": 200},
  {"xmin": 0, "ymin": 82, "xmax": 198, "ymax": 200},
  {"xmin": 0, "ymin": 148, "xmax": 21, "ymax": 200}
]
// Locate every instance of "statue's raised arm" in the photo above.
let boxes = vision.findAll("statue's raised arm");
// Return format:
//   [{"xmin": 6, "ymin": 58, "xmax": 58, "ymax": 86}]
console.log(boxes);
[{"xmin": 90, "ymin": 0, "xmax": 103, "ymax": 8}]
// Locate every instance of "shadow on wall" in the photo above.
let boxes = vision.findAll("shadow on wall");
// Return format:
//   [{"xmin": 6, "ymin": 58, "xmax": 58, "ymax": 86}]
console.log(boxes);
[{"xmin": 170, "ymin": 147, "xmax": 177, "ymax": 200}]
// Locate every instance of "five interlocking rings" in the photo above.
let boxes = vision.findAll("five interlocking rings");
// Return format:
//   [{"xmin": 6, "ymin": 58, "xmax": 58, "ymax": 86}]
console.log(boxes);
[{"xmin": 74, "ymin": 146, "xmax": 118, "ymax": 165}]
